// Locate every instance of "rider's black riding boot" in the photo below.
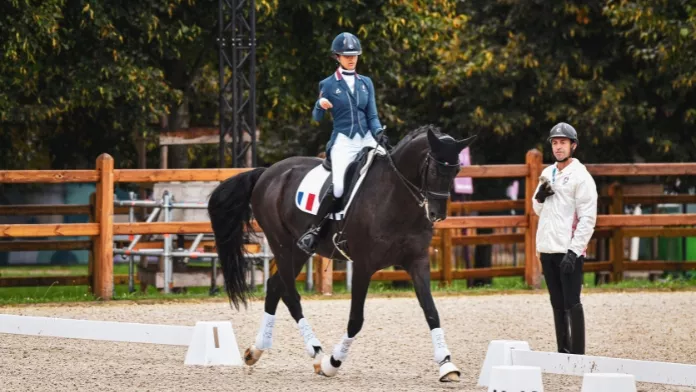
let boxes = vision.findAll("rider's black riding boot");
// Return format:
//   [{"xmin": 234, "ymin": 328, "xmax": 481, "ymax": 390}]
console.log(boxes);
[
  {"xmin": 553, "ymin": 307, "xmax": 571, "ymax": 354},
  {"xmin": 296, "ymin": 192, "xmax": 341, "ymax": 255},
  {"xmin": 567, "ymin": 303, "xmax": 585, "ymax": 355}
]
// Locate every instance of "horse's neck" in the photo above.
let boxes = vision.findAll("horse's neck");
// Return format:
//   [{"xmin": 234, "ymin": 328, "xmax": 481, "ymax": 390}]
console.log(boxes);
[{"xmin": 391, "ymin": 138, "xmax": 429, "ymax": 184}]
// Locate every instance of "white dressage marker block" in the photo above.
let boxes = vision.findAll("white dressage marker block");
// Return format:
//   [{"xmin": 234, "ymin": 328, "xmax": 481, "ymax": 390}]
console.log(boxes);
[
  {"xmin": 184, "ymin": 321, "xmax": 243, "ymax": 366},
  {"xmin": 477, "ymin": 340, "xmax": 531, "ymax": 387},
  {"xmin": 479, "ymin": 339, "xmax": 696, "ymax": 388},
  {"xmin": 488, "ymin": 365, "xmax": 544, "ymax": 392},
  {"xmin": 0, "ymin": 314, "xmax": 242, "ymax": 367},
  {"xmin": 0, "ymin": 314, "xmax": 193, "ymax": 346},
  {"xmin": 581, "ymin": 373, "xmax": 636, "ymax": 392}
]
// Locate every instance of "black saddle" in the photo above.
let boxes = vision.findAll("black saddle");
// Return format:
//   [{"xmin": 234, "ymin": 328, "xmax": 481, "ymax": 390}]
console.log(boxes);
[{"xmin": 319, "ymin": 147, "xmax": 374, "ymax": 211}]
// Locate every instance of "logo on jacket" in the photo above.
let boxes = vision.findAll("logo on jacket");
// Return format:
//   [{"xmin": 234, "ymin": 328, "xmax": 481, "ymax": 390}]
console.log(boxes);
[
  {"xmin": 563, "ymin": 176, "xmax": 570, "ymax": 185},
  {"xmin": 361, "ymin": 84, "xmax": 367, "ymax": 92},
  {"xmin": 335, "ymin": 88, "xmax": 342, "ymax": 94}
]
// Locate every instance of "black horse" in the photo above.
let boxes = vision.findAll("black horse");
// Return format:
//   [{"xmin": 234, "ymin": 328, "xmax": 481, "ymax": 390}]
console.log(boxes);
[{"xmin": 208, "ymin": 125, "xmax": 475, "ymax": 382}]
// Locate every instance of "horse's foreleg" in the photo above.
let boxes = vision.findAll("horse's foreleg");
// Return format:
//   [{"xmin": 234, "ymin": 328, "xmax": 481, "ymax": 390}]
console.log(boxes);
[
  {"xmin": 316, "ymin": 267, "xmax": 369, "ymax": 377},
  {"xmin": 410, "ymin": 263, "xmax": 461, "ymax": 382},
  {"xmin": 297, "ymin": 317, "xmax": 323, "ymax": 358}
]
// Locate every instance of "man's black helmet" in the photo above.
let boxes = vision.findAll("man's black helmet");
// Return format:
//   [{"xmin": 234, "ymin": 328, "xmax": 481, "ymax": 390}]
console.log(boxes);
[{"xmin": 548, "ymin": 122, "xmax": 578, "ymax": 145}]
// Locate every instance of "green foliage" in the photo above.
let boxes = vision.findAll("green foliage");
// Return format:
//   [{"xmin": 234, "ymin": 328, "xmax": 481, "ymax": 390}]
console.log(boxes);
[
  {"xmin": 1, "ymin": 0, "xmax": 695, "ymax": 177},
  {"xmin": 0, "ymin": 0, "xmax": 215, "ymax": 169}
]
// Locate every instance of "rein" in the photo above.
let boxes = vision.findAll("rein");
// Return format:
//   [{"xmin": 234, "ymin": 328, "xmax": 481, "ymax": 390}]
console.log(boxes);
[{"xmin": 383, "ymin": 149, "xmax": 460, "ymax": 220}]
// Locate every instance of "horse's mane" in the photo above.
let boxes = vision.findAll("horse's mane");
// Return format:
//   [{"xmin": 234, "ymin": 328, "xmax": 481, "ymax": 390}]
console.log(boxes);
[{"xmin": 391, "ymin": 124, "xmax": 443, "ymax": 154}]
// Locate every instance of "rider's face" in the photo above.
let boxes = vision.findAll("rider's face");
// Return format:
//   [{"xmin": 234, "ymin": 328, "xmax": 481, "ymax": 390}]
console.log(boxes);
[
  {"xmin": 551, "ymin": 137, "xmax": 575, "ymax": 162},
  {"xmin": 337, "ymin": 55, "xmax": 358, "ymax": 70}
]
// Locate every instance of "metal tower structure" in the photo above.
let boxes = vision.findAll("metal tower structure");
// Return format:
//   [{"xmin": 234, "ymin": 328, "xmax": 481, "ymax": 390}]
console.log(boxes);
[{"xmin": 217, "ymin": 0, "xmax": 257, "ymax": 168}]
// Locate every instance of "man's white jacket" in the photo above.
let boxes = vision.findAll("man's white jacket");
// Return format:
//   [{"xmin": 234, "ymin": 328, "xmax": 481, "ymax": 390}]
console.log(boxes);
[{"xmin": 533, "ymin": 159, "xmax": 598, "ymax": 256}]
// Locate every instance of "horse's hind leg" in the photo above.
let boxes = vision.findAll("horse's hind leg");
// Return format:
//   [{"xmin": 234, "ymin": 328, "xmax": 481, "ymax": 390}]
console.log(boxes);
[
  {"xmin": 244, "ymin": 244, "xmax": 324, "ymax": 367},
  {"xmin": 243, "ymin": 271, "xmax": 282, "ymax": 365}
]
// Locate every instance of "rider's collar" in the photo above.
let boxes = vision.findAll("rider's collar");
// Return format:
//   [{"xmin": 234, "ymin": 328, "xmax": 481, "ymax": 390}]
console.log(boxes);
[{"xmin": 335, "ymin": 68, "xmax": 360, "ymax": 80}]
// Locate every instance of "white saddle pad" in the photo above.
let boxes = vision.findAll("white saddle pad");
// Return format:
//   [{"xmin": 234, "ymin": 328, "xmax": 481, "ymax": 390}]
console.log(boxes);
[{"xmin": 295, "ymin": 146, "xmax": 385, "ymax": 221}]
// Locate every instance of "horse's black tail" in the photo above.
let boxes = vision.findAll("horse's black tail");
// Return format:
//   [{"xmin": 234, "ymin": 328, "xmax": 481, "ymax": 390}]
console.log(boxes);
[{"xmin": 208, "ymin": 168, "xmax": 266, "ymax": 310}]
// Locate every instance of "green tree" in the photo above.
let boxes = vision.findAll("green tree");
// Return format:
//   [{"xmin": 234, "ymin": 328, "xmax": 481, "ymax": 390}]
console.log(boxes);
[
  {"xmin": 604, "ymin": 0, "xmax": 696, "ymax": 162},
  {"xmin": 0, "ymin": 0, "xmax": 216, "ymax": 169}
]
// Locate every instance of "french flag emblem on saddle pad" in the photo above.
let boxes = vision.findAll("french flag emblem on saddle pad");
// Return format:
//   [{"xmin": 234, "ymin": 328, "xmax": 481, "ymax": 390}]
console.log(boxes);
[
  {"xmin": 295, "ymin": 165, "xmax": 338, "ymax": 217},
  {"xmin": 296, "ymin": 191, "xmax": 318, "ymax": 214}
]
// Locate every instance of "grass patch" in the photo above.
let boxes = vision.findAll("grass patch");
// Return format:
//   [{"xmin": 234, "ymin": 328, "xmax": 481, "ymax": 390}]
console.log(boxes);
[{"xmin": 0, "ymin": 271, "xmax": 695, "ymax": 306}]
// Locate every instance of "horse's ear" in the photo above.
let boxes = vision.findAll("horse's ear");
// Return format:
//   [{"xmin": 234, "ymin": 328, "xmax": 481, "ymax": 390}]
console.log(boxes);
[
  {"xmin": 456, "ymin": 134, "xmax": 477, "ymax": 151},
  {"xmin": 427, "ymin": 128, "xmax": 441, "ymax": 150}
]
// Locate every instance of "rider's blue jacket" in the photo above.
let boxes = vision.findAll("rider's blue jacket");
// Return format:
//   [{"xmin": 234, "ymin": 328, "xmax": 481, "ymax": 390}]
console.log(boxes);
[{"xmin": 312, "ymin": 69, "xmax": 383, "ymax": 152}]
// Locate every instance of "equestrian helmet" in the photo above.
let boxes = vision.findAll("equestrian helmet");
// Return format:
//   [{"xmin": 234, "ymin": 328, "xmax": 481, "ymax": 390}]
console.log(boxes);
[
  {"xmin": 548, "ymin": 122, "xmax": 578, "ymax": 145},
  {"xmin": 331, "ymin": 32, "xmax": 362, "ymax": 56}
]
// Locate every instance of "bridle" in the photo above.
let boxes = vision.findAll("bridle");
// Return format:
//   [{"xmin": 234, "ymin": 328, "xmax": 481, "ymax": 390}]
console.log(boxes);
[{"xmin": 385, "ymin": 150, "xmax": 460, "ymax": 221}]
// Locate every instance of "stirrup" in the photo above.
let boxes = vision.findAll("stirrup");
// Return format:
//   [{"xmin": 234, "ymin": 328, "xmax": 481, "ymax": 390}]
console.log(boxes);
[{"xmin": 297, "ymin": 227, "xmax": 321, "ymax": 254}]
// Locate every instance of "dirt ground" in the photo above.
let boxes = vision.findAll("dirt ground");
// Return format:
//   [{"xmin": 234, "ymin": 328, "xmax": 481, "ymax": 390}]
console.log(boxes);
[{"xmin": 1, "ymin": 291, "xmax": 695, "ymax": 392}]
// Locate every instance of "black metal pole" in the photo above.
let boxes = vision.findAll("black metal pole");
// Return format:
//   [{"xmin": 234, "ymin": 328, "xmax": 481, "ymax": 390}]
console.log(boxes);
[
  {"xmin": 217, "ymin": 0, "xmax": 226, "ymax": 168},
  {"xmin": 231, "ymin": 0, "xmax": 239, "ymax": 167},
  {"xmin": 249, "ymin": 0, "xmax": 257, "ymax": 167}
]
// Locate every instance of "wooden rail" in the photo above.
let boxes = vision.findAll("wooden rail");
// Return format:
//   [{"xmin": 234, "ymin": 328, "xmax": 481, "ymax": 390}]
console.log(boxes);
[
  {"xmin": 0, "ymin": 204, "xmax": 149, "ymax": 216},
  {"xmin": 114, "ymin": 168, "xmax": 251, "ymax": 183},
  {"xmin": 585, "ymin": 163, "xmax": 696, "ymax": 176},
  {"xmin": 0, "ymin": 240, "xmax": 92, "ymax": 252},
  {"xmin": 1, "ymin": 151, "xmax": 695, "ymax": 297}
]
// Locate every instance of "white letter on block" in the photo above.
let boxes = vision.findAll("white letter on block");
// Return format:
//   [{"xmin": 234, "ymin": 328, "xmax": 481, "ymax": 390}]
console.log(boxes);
[{"xmin": 185, "ymin": 321, "xmax": 243, "ymax": 366}]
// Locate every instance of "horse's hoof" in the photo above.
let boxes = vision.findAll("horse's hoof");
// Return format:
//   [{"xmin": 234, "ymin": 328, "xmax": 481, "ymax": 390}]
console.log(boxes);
[
  {"xmin": 438, "ymin": 361, "xmax": 461, "ymax": 382},
  {"xmin": 313, "ymin": 354, "xmax": 323, "ymax": 375},
  {"xmin": 316, "ymin": 354, "xmax": 340, "ymax": 377},
  {"xmin": 244, "ymin": 345, "xmax": 263, "ymax": 366}
]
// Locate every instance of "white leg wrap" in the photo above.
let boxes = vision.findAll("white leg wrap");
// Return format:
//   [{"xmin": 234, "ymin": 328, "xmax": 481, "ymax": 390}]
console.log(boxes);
[
  {"xmin": 297, "ymin": 318, "xmax": 322, "ymax": 357},
  {"xmin": 431, "ymin": 328, "xmax": 452, "ymax": 364},
  {"xmin": 331, "ymin": 334, "xmax": 355, "ymax": 362},
  {"xmin": 254, "ymin": 312, "xmax": 276, "ymax": 350},
  {"xmin": 320, "ymin": 353, "xmax": 340, "ymax": 377}
]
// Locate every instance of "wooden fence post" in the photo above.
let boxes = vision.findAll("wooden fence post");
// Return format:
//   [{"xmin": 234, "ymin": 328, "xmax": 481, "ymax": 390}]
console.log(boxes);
[
  {"xmin": 441, "ymin": 229, "xmax": 453, "ymax": 287},
  {"xmin": 524, "ymin": 149, "xmax": 543, "ymax": 288},
  {"xmin": 315, "ymin": 256, "xmax": 333, "ymax": 295},
  {"xmin": 92, "ymin": 154, "xmax": 114, "ymax": 300},
  {"xmin": 608, "ymin": 182, "xmax": 624, "ymax": 282},
  {"xmin": 88, "ymin": 192, "xmax": 96, "ymax": 291}
]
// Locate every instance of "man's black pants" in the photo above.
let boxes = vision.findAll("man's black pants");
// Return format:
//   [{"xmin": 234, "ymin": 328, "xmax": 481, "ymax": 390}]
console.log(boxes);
[
  {"xmin": 540, "ymin": 253, "xmax": 584, "ymax": 310},
  {"xmin": 540, "ymin": 252, "xmax": 585, "ymax": 354}
]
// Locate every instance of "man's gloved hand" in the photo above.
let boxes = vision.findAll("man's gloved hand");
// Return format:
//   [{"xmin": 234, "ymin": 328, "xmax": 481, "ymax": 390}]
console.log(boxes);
[
  {"xmin": 535, "ymin": 176, "xmax": 555, "ymax": 203},
  {"xmin": 560, "ymin": 250, "xmax": 577, "ymax": 274}
]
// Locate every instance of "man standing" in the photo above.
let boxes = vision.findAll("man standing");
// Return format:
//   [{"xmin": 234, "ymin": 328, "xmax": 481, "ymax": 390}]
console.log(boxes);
[{"xmin": 533, "ymin": 122, "xmax": 598, "ymax": 354}]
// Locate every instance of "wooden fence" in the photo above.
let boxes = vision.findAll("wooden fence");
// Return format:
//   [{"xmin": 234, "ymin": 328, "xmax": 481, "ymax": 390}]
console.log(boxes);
[{"xmin": 1, "ymin": 152, "xmax": 695, "ymax": 299}]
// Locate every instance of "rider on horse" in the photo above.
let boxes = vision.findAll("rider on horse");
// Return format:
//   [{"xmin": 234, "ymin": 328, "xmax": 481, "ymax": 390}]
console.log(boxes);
[{"xmin": 297, "ymin": 32, "xmax": 387, "ymax": 255}]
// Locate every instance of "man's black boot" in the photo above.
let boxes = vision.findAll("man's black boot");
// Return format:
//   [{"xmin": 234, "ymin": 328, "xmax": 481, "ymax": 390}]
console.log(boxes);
[
  {"xmin": 567, "ymin": 303, "xmax": 585, "ymax": 354},
  {"xmin": 553, "ymin": 307, "xmax": 571, "ymax": 353}
]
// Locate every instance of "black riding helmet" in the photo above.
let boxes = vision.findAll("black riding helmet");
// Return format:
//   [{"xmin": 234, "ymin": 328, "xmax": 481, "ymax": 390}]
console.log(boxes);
[
  {"xmin": 331, "ymin": 32, "xmax": 362, "ymax": 56},
  {"xmin": 548, "ymin": 122, "xmax": 578, "ymax": 145}
]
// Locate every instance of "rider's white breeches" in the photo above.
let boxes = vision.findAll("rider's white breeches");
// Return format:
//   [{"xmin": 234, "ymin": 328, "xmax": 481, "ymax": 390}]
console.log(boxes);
[{"xmin": 330, "ymin": 132, "xmax": 377, "ymax": 198}]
